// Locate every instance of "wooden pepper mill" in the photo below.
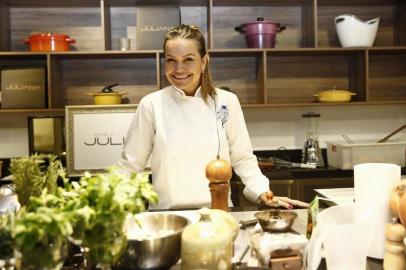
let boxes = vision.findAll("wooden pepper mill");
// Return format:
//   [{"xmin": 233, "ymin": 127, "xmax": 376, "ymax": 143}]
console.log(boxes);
[
  {"xmin": 206, "ymin": 155, "xmax": 232, "ymax": 211},
  {"xmin": 383, "ymin": 218, "xmax": 406, "ymax": 270}
]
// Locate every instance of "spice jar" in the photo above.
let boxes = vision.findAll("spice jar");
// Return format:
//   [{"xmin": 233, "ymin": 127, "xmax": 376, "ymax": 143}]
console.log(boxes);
[{"xmin": 181, "ymin": 208, "xmax": 238, "ymax": 270}]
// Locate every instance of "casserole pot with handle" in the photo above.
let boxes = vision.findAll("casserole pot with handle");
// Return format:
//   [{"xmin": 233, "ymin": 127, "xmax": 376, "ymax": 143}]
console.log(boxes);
[
  {"xmin": 25, "ymin": 32, "xmax": 75, "ymax": 52},
  {"xmin": 235, "ymin": 17, "xmax": 286, "ymax": 48},
  {"xmin": 87, "ymin": 83, "xmax": 128, "ymax": 105},
  {"xmin": 313, "ymin": 87, "xmax": 356, "ymax": 102}
]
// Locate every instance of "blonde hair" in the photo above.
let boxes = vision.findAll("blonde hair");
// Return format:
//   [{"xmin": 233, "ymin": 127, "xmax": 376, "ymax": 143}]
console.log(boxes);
[{"xmin": 163, "ymin": 24, "xmax": 216, "ymax": 103}]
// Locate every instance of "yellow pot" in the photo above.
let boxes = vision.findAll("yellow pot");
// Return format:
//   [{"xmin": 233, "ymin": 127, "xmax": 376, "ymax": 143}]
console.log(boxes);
[
  {"xmin": 314, "ymin": 88, "xmax": 356, "ymax": 103},
  {"xmin": 87, "ymin": 91, "xmax": 127, "ymax": 105}
]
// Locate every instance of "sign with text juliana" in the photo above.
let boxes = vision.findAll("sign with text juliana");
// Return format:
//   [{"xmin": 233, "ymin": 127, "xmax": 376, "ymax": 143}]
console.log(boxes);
[
  {"xmin": 136, "ymin": 7, "xmax": 180, "ymax": 49},
  {"xmin": 65, "ymin": 105, "xmax": 137, "ymax": 176}
]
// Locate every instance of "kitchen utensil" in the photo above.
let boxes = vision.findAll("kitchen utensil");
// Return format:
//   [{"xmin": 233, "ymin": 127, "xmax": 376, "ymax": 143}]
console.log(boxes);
[
  {"xmin": 313, "ymin": 87, "xmax": 356, "ymax": 102},
  {"xmin": 25, "ymin": 32, "xmax": 75, "ymax": 52},
  {"xmin": 327, "ymin": 141, "xmax": 406, "ymax": 169},
  {"xmin": 335, "ymin": 14, "xmax": 379, "ymax": 47},
  {"xmin": 342, "ymin": 134, "xmax": 354, "ymax": 144},
  {"xmin": 115, "ymin": 212, "xmax": 189, "ymax": 270},
  {"xmin": 119, "ymin": 37, "xmax": 131, "ymax": 51},
  {"xmin": 87, "ymin": 83, "xmax": 127, "ymax": 105},
  {"xmin": 257, "ymin": 157, "xmax": 316, "ymax": 169},
  {"xmin": 255, "ymin": 210, "xmax": 297, "ymax": 232},
  {"xmin": 306, "ymin": 204, "xmax": 372, "ymax": 270},
  {"xmin": 235, "ymin": 17, "xmax": 286, "ymax": 48},
  {"xmin": 377, "ymin": 125, "xmax": 406, "ymax": 143},
  {"xmin": 0, "ymin": 184, "xmax": 19, "ymax": 214},
  {"xmin": 302, "ymin": 112, "xmax": 324, "ymax": 167},
  {"xmin": 239, "ymin": 218, "xmax": 258, "ymax": 229}
]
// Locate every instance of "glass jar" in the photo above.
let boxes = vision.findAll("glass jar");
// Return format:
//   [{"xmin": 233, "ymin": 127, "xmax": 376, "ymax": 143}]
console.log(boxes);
[
  {"xmin": 15, "ymin": 237, "xmax": 67, "ymax": 270},
  {"xmin": 181, "ymin": 208, "xmax": 238, "ymax": 270}
]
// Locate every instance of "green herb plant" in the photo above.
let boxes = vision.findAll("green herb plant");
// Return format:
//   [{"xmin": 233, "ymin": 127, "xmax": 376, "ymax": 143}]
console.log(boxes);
[
  {"xmin": 13, "ymin": 199, "xmax": 73, "ymax": 270},
  {"xmin": 10, "ymin": 154, "xmax": 66, "ymax": 207},
  {"xmin": 11, "ymin": 185, "xmax": 93, "ymax": 270},
  {"xmin": 76, "ymin": 166, "xmax": 158, "ymax": 267},
  {"xmin": 5, "ymin": 160, "xmax": 158, "ymax": 269}
]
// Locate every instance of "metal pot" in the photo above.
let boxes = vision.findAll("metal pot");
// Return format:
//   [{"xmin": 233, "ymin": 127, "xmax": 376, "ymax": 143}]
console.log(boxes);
[
  {"xmin": 235, "ymin": 17, "xmax": 286, "ymax": 48},
  {"xmin": 25, "ymin": 32, "xmax": 75, "ymax": 52},
  {"xmin": 87, "ymin": 83, "xmax": 127, "ymax": 105},
  {"xmin": 314, "ymin": 87, "xmax": 356, "ymax": 103}
]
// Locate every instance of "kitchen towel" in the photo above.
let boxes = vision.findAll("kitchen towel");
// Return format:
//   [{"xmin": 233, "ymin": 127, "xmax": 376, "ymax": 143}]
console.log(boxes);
[{"xmin": 354, "ymin": 163, "xmax": 401, "ymax": 259}]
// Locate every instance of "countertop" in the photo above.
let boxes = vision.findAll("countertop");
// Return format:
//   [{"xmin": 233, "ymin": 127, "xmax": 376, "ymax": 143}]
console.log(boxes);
[{"xmin": 166, "ymin": 208, "xmax": 383, "ymax": 270}]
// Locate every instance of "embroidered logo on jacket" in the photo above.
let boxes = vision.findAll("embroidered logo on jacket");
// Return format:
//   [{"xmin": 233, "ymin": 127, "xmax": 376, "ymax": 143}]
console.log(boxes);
[{"xmin": 216, "ymin": 105, "xmax": 229, "ymax": 126}]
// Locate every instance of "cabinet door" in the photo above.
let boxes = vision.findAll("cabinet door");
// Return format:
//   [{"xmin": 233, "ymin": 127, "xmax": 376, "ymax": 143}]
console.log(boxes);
[
  {"xmin": 270, "ymin": 179, "xmax": 297, "ymax": 199},
  {"xmin": 296, "ymin": 177, "xmax": 353, "ymax": 203},
  {"xmin": 230, "ymin": 178, "xmax": 296, "ymax": 207}
]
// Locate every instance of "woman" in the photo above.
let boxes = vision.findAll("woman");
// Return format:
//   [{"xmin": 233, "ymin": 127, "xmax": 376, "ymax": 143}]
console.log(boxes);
[{"xmin": 118, "ymin": 24, "xmax": 308, "ymax": 210}]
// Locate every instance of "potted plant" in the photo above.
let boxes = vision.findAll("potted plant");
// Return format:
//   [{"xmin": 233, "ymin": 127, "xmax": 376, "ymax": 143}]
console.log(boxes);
[
  {"xmin": 10, "ymin": 154, "xmax": 66, "ymax": 207},
  {"xmin": 13, "ymin": 198, "xmax": 73, "ymax": 270},
  {"xmin": 75, "ymin": 167, "xmax": 158, "ymax": 269}
]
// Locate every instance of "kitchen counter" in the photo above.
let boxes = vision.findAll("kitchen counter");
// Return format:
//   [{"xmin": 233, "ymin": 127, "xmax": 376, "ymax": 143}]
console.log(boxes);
[
  {"xmin": 167, "ymin": 208, "xmax": 383, "ymax": 270},
  {"xmin": 254, "ymin": 149, "xmax": 406, "ymax": 180},
  {"xmin": 258, "ymin": 165, "xmax": 354, "ymax": 180}
]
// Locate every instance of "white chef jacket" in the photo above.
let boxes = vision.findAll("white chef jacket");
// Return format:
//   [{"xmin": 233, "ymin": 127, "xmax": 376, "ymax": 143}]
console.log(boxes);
[{"xmin": 118, "ymin": 85, "xmax": 270, "ymax": 209}]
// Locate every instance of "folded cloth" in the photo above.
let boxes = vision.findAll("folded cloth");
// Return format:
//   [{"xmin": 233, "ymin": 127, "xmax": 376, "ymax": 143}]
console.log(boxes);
[{"xmin": 249, "ymin": 229, "xmax": 308, "ymax": 267}]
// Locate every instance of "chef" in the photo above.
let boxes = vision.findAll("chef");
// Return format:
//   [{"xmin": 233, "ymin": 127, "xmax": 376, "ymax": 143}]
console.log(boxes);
[{"xmin": 118, "ymin": 24, "xmax": 308, "ymax": 210}]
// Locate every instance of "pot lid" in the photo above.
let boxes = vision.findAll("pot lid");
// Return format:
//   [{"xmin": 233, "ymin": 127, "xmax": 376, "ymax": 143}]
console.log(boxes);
[
  {"xmin": 87, "ymin": 83, "xmax": 127, "ymax": 96},
  {"xmin": 87, "ymin": 92, "xmax": 128, "ymax": 96},
  {"xmin": 28, "ymin": 32, "xmax": 72, "ymax": 40},
  {"xmin": 241, "ymin": 17, "xmax": 280, "ymax": 26},
  {"xmin": 319, "ymin": 86, "xmax": 356, "ymax": 94}
]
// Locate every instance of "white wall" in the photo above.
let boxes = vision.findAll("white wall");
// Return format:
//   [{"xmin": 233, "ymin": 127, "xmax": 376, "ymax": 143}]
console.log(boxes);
[
  {"xmin": 244, "ymin": 104, "xmax": 406, "ymax": 150},
  {"xmin": 0, "ymin": 114, "xmax": 29, "ymax": 158},
  {"xmin": 0, "ymin": 104, "xmax": 405, "ymax": 158}
]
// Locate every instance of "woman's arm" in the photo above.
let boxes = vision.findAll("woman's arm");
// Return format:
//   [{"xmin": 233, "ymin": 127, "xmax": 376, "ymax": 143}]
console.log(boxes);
[
  {"xmin": 224, "ymin": 93, "xmax": 269, "ymax": 201},
  {"xmin": 225, "ymin": 94, "xmax": 308, "ymax": 208},
  {"xmin": 117, "ymin": 98, "xmax": 155, "ymax": 173}
]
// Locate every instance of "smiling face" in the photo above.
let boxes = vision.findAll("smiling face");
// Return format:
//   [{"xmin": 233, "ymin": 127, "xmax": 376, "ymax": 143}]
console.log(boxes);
[{"xmin": 164, "ymin": 38, "xmax": 208, "ymax": 96}]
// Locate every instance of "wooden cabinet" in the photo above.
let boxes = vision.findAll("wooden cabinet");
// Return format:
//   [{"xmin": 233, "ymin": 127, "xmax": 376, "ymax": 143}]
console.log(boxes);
[
  {"xmin": 231, "ymin": 178, "xmax": 297, "ymax": 207},
  {"xmin": 0, "ymin": 0, "xmax": 405, "ymax": 113},
  {"xmin": 295, "ymin": 177, "xmax": 353, "ymax": 202}
]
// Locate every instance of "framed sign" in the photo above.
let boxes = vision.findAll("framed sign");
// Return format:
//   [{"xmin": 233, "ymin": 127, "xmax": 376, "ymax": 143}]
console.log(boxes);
[{"xmin": 65, "ymin": 105, "xmax": 137, "ymax": 176}]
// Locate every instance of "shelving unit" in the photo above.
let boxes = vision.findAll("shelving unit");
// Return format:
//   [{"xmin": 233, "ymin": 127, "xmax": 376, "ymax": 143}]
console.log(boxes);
[{"xmin": 0, "ymin": 0, "xmax": 404, "ymax": 114}]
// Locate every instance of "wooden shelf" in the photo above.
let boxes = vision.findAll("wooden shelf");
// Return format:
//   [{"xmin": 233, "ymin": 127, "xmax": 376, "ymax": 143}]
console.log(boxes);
[
  {"xmin": 242, "ymin": 101, "xmax": 406, "ymax": 108},
  {"xmin": 0, "ymin": 1, "xmax": 404, "ymax": 113},
  {"xmin": 2, "ymin": 46, "xmax": 406, "ymax": 57},
  {"xmin": 0, "ymin": 108, "xmax": 64, "ymax": 114}
]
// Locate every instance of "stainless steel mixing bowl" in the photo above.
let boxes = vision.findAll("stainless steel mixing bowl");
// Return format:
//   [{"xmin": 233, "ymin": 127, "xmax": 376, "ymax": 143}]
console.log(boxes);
[{"xmin": 114, "ymin": 212, "xmax": 189, "ymax": 270}]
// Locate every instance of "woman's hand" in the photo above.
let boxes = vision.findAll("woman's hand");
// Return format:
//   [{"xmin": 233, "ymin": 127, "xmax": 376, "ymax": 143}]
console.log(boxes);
[{"xmin": 259, "ymin": 191, "xmax": 309, "ymax": 209}]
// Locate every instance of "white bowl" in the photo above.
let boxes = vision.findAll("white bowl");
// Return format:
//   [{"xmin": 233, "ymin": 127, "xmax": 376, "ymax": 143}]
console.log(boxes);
[{"xmin": 335, "ymin": 14, "xmax": 379, "ymax": 47}]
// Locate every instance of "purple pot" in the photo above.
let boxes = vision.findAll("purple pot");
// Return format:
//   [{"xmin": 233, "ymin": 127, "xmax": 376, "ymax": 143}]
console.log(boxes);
[{"xmin": 235, "ymin": 17, "xmax": 286, "ymax": 48}]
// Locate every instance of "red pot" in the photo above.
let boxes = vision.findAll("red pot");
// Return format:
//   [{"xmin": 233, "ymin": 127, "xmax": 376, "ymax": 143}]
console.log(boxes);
[
  {"xmin": 235, "ymin": 17, "xmax": 286, "ymax": 48},
  {"xmin": 24, "ymin": 33, "xmax": 75, "ymax": 52}
]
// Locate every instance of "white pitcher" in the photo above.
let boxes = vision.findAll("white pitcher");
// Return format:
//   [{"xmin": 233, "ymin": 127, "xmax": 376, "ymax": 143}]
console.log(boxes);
[
  {"xmin": 335, "ymin": 14, "xmax": 379, "ymax": 47},
  {"xmin": 306, "ymin": 204, "xmax": 374, "ymax": 270}
]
